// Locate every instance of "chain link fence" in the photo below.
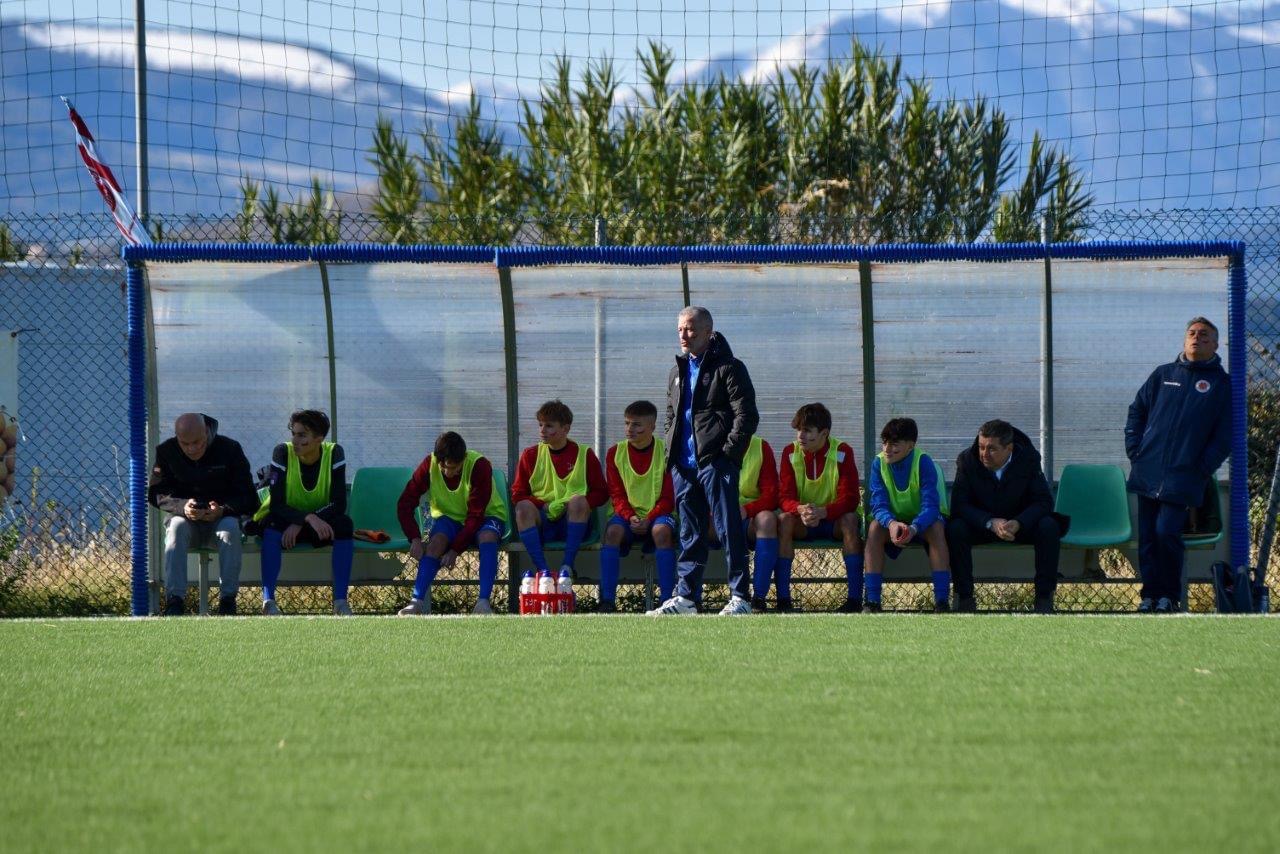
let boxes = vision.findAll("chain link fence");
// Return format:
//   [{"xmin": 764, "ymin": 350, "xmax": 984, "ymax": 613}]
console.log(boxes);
[{"xmin": 2, "ymin": 208, "xmax": 1276, "ymax": 616}]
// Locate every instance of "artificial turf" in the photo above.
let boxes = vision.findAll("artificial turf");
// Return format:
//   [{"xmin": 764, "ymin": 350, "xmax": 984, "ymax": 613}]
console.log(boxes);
[{"xmin": 1, "ymin": 615, "xmax": 1278, "ymax": 852}]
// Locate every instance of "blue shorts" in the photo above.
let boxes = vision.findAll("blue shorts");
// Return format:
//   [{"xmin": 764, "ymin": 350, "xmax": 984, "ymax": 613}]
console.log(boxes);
[
  {"xmin": 535, "ymin": 506, "xmax": 598, "ymax": 543},
  {"xmin": 426, "ymin": 515, "xmax": 505, "ymax": 545},
  {"xmin": 884, "ymin": 532, "xmax": 932, "ymax": 560},
  {"xmin": 799, "ymin": 519, "xmax": 838, "ymax": 541},
  {"xmin": 606, "ymin": 514, "xmax": 676, "ymax": 556}
]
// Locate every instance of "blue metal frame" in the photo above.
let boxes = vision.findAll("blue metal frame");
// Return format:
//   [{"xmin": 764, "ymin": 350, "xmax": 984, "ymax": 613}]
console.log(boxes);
[{"xmin": 122, "ymin": 240, "xmax": 1249, "ymax": 615}]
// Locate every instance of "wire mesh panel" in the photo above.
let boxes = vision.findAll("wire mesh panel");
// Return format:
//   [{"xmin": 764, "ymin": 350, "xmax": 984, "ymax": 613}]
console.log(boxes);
[
  {"xmin": 324, "ymin": 262, "xmax": 505, "ymax": 471},
  {"xmin": 1051, "ymin": 256, "xmax": 1232, "ymax": 479},
  {"xmin": 147, "ymin": 261, "xmax": 330, "ymax": 467},
  {"xmin": 686, "ymin": 262, "xmax": 865, "ymax": 612},
  {"xmin": 506, "ymin": 265, "xmax": 685, "ymax": 457},
  {"xmin": 686, "ymin": 263, "xmax": 865, "ymax": 454},
  {"xmin": 871, "ymin": 260, "xmax": 1042, "ymax": 477}
]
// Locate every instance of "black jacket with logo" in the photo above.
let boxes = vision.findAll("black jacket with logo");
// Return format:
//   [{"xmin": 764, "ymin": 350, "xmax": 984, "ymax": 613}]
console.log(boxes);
[
  {"xmin": 1125, "ymin": 354, "xmax": 1231, "ymax": 506},
  {"xmin": 663, "ymin": 331, "xmax": 759, "ymax": 468}
]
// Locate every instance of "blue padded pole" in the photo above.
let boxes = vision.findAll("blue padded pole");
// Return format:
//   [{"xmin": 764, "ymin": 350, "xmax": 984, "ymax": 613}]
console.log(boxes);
[
  {"xmin": 126, "ymin": 261, "xmax": 149, "ymax": 615},
  {"xmin": 1227, "ymin": 249, "xmax": 1249, "ymax": 571}
]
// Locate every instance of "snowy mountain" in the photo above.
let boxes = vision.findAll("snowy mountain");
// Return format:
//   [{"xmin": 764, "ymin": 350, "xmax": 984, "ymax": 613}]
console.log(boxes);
[{"xmin": 1, "ymin": 0, "xmax": 1277, "ymax": 221}]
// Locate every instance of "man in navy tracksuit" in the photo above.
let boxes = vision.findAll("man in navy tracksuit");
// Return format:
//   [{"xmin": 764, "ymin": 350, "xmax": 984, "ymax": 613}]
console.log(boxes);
[
  {"xmin": 650, "ymin": 306, "xmax": 759, "ymax": 615},
  {"xmin": 1125, "ymin": 317, "xmax": 1231, "ymax": 613}
]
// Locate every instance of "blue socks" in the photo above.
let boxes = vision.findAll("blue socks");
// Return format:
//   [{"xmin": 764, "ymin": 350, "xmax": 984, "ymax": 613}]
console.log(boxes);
[
  {"xmin": 413, "ymin": 554, "xmax": 441, "ymax": 601},
  {"xmin": 865, "ymin": 571, "xmax": 883, "ymax": 605},
  {"xmin": 478, "ymin": 541, "xmax": 499, "ymax": 600},
  {"xmin": 332, "ymin": 538, "xmax": 353, "ymax": 601},
  {"xmin": 261, "ymin": 528, "xmax": 282, "ymax": 602},
  {"xmin": 599, "ymin": 544, "xmax": 620, "ymax": 603},
  {"xmin": 655, "ymin": 547, "xmax": 676, "ymax": 602},
  {"xmin": 518, "ymin": 525, "xmax": 549, "ymax": 573},
  {"xmin": 844, "ymin": 553, "xmax": 865, "ymax": 602},
  {"xmin": 932, "ymin": 569, "xmax": 951, "ymax": 605},
  {"xmin": 753, "ymin": 538, "xmax": 778, "ymax": 600},
  {"xmin": 563, "ymin": 520, "xmax": 588, "ymax": 570},
  {"xmin": 775, "ymin": 556, "xmax": 793, "ymax": 601}
]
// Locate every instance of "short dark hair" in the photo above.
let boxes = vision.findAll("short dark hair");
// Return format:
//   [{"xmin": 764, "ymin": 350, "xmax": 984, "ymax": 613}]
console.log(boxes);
[
  {"xmin": 880, "ymin": 417, "xmax": 918, "ymax": 444},
  {"xmin": 1187, "ymin": 316, "xmax": 1219, "ymax": 338},
  {"xmin": 624, "ymin": 400, "xmax": 658, "ymax": 420},
  {"xmin": 289, "ymin": 409, "xmax": 330, "ymax": 438},
  {"xmin": 536, "ymin": 399, "xmax": 574, "ymax": 426},
  {"xmin": 977, "ymin": 419, "xmax": 1015, "ymax": 447},
  {"xmin": 791, "ymin": 402, "xmax": 832, "ymax": 432},
  {"xmin": 434, "ymin": 431, "xmax": 467, "ymax": 463}
]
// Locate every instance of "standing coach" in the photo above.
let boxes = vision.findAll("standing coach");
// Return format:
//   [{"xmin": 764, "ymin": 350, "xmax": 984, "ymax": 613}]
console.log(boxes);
[
  {"xmin": 1125, "ymin": 317, "xmax": 1232, "ymax": 613},
  {"xmin": 649, "ymin": 306, "xmax": 759, "ymax": 615}
]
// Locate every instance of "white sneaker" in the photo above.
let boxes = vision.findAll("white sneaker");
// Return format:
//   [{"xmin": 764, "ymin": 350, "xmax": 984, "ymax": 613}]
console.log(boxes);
[
  {"xmin": 472, "ymin": 598, "xmax": 494, "ymax": 615},
  {"xmin": 398, "ymin": 598, "xmax": 430, "ymax": 616},
  {"xmin": 333, "ymin": 599, "xmax": 353, "ymax": 617},
  {"xmin": 718, "ymin": 596, "xmax": 753, "ymax": 616},
  {"xmin": 646, "ymin": 595, "xmax": 697, "ymax": 616},
  {"xmin": 261, "ymin": 599, "xmax": 281, "ymax": 616}
]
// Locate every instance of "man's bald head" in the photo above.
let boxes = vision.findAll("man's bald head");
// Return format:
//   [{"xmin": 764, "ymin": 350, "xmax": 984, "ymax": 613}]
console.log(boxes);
[{"xmin": 175, "ymin": 413, "xmax": 209, "ymax": 461}]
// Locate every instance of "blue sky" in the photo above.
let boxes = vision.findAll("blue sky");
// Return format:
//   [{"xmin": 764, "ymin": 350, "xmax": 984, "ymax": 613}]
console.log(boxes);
[{"xmin": 15, "ymin": 0, "xmax": 1266, "ymax": 96}]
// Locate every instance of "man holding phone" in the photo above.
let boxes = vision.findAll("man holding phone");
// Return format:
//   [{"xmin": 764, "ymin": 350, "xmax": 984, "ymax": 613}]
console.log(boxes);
[{"xmin": 149, "ymin": 413, "xmax": 258, "ymax": 615}]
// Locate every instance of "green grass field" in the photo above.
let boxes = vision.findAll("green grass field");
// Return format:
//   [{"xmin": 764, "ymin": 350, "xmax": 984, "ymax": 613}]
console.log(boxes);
[{"xmin": 2, "ymin": 615, "xmax": 1279, "ymax": 852}]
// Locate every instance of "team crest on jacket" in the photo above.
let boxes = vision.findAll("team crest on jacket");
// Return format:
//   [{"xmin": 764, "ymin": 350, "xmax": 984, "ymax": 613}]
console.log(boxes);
[{"xmin": 1195, "ymin": 379, "xmax": 1211, "ymax": 393}]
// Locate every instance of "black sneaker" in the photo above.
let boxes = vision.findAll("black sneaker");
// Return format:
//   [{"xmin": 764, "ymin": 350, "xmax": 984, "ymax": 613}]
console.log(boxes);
[
  {"xmin": 934, "ymin": 600, "xmax": 951, "ymax": 613},
  {"xmin": 164, "ymin": 595, "xmax": 185, "ymax": 616},
  {"xmin": 218, "ymin": 595, "xmax": 238, "ymax": 616},
  {"xmin": 1136, "ymin": 598, "xmax": 1155, "ymax": 614},
  {"xmin": 837, "ymin": 598, "xmax": 863, "ymax": 614},
  {"xmin": 775, "ymin": 597, "xmax": 795, "ymax": 614},
  {"xmin": 955, "ymin": 596, "xmax": 977, "ymax": 613},
  {"xmin": 865, "ymin": 601, "xmax": 883, "ymax": 613},
  {"xmin": 597, "ymin": 599, "xmax": 617, "ymax": 614},
  {"xmin": 1033, "ymin": 596, "xmax": 1055, "ymax": 615},
  {"xmin": 750, "ymin": 597, "xmax": 768, "ymax": 613},
  {"xmin": 1154, "ymin": 597, "xmax": 1178, "ymax": 614}
]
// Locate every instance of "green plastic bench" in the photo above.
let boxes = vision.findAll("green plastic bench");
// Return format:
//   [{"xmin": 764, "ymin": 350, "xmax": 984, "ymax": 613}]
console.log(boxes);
[
  {"xmin": 1055, "ymin": 464, "xmax": 1132, "ymax": 547},
  {"xmin": 349, "ymin": 466, "xmax": 416, "ymax": 551}
]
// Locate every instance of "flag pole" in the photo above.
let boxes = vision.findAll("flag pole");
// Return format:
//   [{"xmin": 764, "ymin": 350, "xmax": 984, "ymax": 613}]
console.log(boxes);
[{"xmin": 134, "ymin": 0, "xmax": 150, "ymax": 229}]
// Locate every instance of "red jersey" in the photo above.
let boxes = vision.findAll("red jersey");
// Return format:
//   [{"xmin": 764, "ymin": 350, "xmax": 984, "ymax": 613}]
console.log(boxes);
[
  {"xmin": 509, "ymin": 440, "xmax": 608, "ymax": 510},
  {"xmin": 605, "ymin": 441, "xmax": 676, "ymax": 520},
  {"xmin": 779, "ymin": 440, "xmax": 860, "ymax": 519},
  {"xmin": 396, "ymin": 454, "xmax": 494, "ymax": 553}
]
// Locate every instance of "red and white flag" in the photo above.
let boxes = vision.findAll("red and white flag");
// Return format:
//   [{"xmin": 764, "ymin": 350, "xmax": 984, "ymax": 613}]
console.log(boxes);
[{"xmin": 61, "ymin": 96, "xmax": 150, "ymax": 246}]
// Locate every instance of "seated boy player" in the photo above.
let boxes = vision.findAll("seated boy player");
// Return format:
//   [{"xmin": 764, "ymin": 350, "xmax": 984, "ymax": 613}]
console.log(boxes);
[
  {"xmin": 599, "ymin": 400, "xmax": 677, "ymax": 612},
  {"xmin": 396, "ymin": 431, "xmax": 507, "ymax": 616},
  {"xmin": 864, "ymin": 417, "xmax": 952, "ymax": 612},
  {"xmin": 510, "ymin": 399, "xmax": 608, "ymax": 579},
  {"xmin": 777, "ymin": 403, "xmax": 862, "ymax": 613}
]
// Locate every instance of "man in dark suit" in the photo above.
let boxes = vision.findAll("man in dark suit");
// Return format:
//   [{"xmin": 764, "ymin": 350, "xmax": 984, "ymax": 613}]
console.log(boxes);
[{"xmin": 946, "ymin": 419, "xmax": 1067, "ymax": 614}]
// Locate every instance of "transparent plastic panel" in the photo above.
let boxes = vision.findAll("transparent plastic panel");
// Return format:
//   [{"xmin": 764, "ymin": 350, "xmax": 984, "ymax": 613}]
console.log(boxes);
[
  {"xmin": 1, "ymin": 266, "xmax": 127, "ymax": 510},
  {"xmin": 687, "ymin": 264, "xmax": 864, "ymax": 462},
  {"xmin": 871, "ymin": 261, "xmax": 1042, "ymax": 478},
  {"xmin": 1052, "ymin": 256, "xmax": 1230, "ymax": 478},
  {"xmin": 325, "ymin": 262, "xmax": 504, "ymax": 472},
  {"xmin": 148, "ymin": 261, "xmax": 329, "ymax": 469},
  {"xmin": 507, "ymin": 266, "xmax": 685, "ymax": 464}
]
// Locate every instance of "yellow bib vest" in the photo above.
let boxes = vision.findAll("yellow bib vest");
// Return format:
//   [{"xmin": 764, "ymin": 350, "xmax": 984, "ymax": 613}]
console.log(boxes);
[
  {"xmin": 738, "ymin": 435, "xmax": 765, "ymax": 507},
  {"xmin": 253, "ymin": 442, "xmax": 334, "ymax": 522},
  {"xmin": 877, "ymin": 448, "xmax": 950, "ymax": 522},
  {"xmin": 790, "ymin": 437, "xmax": 842, "ymax": 507},
  {"xmin": 429, "ymin": 450, "xmax": 508, "ymax": 526},
  {"xmin": 530, "ymin": 442, "xmax": 590, "ymax": 521},
  {"xmin": 614, "ymin": 438, "xmax": 666, "ymax": 518}
]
